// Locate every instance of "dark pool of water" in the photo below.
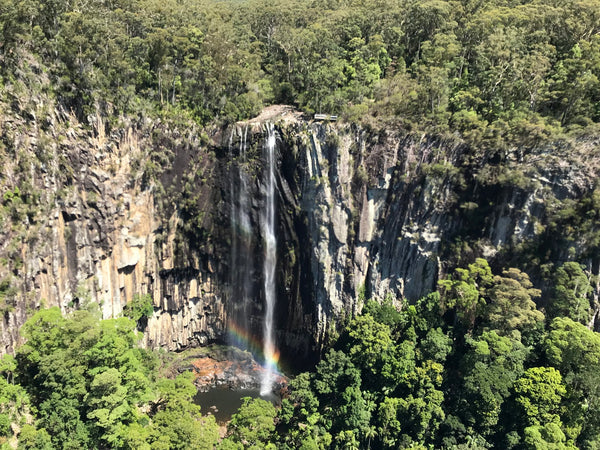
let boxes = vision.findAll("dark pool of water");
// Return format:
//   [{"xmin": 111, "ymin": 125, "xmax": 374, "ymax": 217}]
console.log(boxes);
[{"xmin": 194, "ymin": 388, "xmax": 280, "ymax": 424}]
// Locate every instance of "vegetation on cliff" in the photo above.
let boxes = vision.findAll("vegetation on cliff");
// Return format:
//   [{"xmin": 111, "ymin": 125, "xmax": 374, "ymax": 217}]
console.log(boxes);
[
  {"xmin": 2, "ymin": 258, "xmax": 599, "ymax": 448},
  {"xmin": 2, "ymin": 0, "xmax": 600, "ymax": 448}
]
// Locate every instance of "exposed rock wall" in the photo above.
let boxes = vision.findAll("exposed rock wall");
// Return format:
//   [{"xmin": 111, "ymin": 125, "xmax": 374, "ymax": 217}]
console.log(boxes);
[
  {"xmin": 0, "ymin": 108, "xmax": 229, "ymax": 354},
  {"xmin": 1, "ymin": 104, "xmax": 599, "ymax": 363},
  {"xmin": 274, "ymin": 123, "xmax": 600, "ymax": 355}
]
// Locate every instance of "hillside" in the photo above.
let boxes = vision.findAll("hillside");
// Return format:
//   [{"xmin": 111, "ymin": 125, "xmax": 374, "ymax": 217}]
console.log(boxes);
[{"xmin": 1, "ymin": 0, "xmax": 600, "ymax": 448}]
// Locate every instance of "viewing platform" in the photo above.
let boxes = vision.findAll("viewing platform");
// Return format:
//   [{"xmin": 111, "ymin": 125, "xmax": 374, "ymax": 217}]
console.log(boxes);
[{"xmin": 313, "ymin": 113, "xmax": 338, "ymax": 121}]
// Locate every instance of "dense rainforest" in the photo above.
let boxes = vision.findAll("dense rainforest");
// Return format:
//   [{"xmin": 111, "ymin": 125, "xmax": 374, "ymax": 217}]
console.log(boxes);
[
  {"xmin": 2, "ymin": 0, "xmax": 600, "ymax": 138},
  {"xmin": 2, "ymin": 0, "xmax": 600, "ymax": 448},
  {"xmin": 2, "ymin": 264, "xmax": 600, "ymax": 449}
]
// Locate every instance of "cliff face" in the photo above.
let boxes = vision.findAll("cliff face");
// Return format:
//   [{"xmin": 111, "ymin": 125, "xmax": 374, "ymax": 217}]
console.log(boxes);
[
  {"xmin": 1, "ymin": 104, "xmax": 599, "ymax": 361},
  {"xmin": 0, "ymin": 106, "xmax": 229, "ymax": 354},
  {"xmin": 275, "ymin": 123, "xmax": 600, "ymax": 355}
]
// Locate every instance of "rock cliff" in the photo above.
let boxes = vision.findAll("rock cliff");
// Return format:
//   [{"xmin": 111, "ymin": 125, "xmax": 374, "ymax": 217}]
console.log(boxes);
[{"xmin": 1, "ymin": 104, "xmax": 599, "ymax": 364}]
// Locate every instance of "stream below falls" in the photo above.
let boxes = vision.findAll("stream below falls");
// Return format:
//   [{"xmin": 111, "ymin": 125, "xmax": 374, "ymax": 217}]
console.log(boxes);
[{"xmin": 194, "ymin": 387, "xmax": 280, "ymax": 424}]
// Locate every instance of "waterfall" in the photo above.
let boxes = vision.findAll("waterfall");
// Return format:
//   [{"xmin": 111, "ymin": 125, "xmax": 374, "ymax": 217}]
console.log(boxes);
[
  {"xmin": 228, "ymin": 124, "xmax": 278, "ymax": 395},
  {"xmin": 238, "ymin": 127, "xmax": 251, "ymax": 237},
  {"xmin": 260, "ymin": 124, "xmax": 277, "ymax": 395},
  {"xmin": 229, "ymin": 126, "xmax": 253, "ymax": 351}
]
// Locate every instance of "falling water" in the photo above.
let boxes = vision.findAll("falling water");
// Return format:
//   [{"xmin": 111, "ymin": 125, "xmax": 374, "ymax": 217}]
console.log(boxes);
[
  {"xmin": 260, "ymin": 124, "xmax": 277, "ymax": 395},
  {"xmin": 228, "ymin": 124, "xmax": 278, "ymax": 394},
  {"xmin": 238, "ymin": 127, "xmax": 251, "ymax": 236},
  {"xmin": 229, "ymin": 126, "xmax": 253, "ymax": 351}
]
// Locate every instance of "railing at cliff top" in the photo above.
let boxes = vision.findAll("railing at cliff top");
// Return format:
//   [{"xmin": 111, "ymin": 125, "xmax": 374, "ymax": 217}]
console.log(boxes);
[{"xmin": 313, "ymin": 113, "xmax": 337, "ymax": 121}]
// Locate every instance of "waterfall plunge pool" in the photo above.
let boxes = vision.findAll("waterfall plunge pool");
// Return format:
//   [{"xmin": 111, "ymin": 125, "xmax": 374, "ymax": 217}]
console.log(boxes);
[{"xmin": 194, "ymin": 387, "xmax": 280, "ymax": 424}]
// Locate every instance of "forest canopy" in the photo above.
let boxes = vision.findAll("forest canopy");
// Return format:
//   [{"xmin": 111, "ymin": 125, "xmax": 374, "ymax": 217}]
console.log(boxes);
[
  {"xmin": 2, "ymin": 0, "xmax": 600, "ymax": 144},
  {"xmin": 2, "ymin": 0, "xmax": 600, "ymax": 448},
  {"xmin": 1, "ymin": 259, "xmax": 599, "ymax": 448}
]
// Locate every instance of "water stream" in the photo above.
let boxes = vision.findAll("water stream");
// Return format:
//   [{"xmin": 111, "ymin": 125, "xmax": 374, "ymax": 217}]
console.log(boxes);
[
  {"xmin": 260, "ymin": 124, "xmax": 277, "ymax": 395},
  {"xmin": 229, "ymin": 126, "xmax": 253, "ymax": 351},
  {"xmin": 228, "ymin": 124, "xmax": 278, "ymax": 396}
]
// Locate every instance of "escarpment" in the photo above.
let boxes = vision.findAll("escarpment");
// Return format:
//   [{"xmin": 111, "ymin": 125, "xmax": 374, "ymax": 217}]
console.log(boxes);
[{"xmin": 1, "ymin": 104, "xmax": 599, "ymax": 362}]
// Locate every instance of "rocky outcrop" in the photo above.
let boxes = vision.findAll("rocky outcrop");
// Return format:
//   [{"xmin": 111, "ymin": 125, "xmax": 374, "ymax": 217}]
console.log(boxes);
[
  {"xmin": 0, "ymin": 107, "xmax": 229, "ymax": 354},
  {"xmin": 189, "ymin": 351, "xmax": 287, "ymax": 393},
  {"xmin": 1, "ymin": 103, "xmax": 599, "ymax": 364}
]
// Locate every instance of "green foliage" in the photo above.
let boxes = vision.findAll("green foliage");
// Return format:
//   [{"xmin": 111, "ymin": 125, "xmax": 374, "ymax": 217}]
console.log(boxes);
[
  {"xmin": 545, "ymin": 187, "xmax": 600, "ymax": 259},
  {"xmin": 545, "ymin": 318, "xmax": 600, "ymax": 446},
  {"xmin": 10, "ymin": 308, "xmax": 217, "ymax": 449},
  {"xmin": 523, "ymin": 423, "xmax": 572, "ymax": 450},
  {"xmin": 548, "ymin": 262, "xmax": 593, "ymax": 324},
  {"xmin": 0, "ymin": 413, "xmax": 10, "ymax": 436},
  {"xmin": 151, "ymin": 372, "xmax": 219, "ymax": 449},
  {"xmin": 440, "ymin": 260, "xmax": 544, "ymax": 343},
  {"xmin": 439, "ymin": 258, "xmax": 493, "ymax": 328},
  {"xmin": 221, "ymin": 397, "xmax": 276, "ymax": 449},
  {"xmin": 514, "ymin": 367, "xmax": 566, "ymax": 427},
  {"xmin": 344, "ymin": 314, "xmax": 394, "ymax": 377},
  {"xmin": 278, "ymin": 372, "xmax": 332, "ymax": 449},
  {"xmin": 280, "ymin": 258, "xmax": 600, "ymax": 449},
  {"xmin": 363, "ymin": 297, "xmax": 402, "ymax": 329},
  {"xmin": 0, "ymin": 278, "xmax": 18, "ymax": 313},
  {"xmin": 484, "ymin": 268, "xmax": 543, "ymax": 336},
  {"xmin": 6, "ymin": 253, "xmax": 600, "ymax": 449},
  {"xmin": 122, "ymin": 293, "xmax": 155, "ymax": 325},
  {"xmin": 16, "ymin": 425, "xmax": 52, "ymax": 449},
  {"xmin": 460, "ymin": 331, "xmax": 528, "ymax": 437},
  {"xmin": 3, "ymin": 0, "xmax": 600, "ymax": 139}
]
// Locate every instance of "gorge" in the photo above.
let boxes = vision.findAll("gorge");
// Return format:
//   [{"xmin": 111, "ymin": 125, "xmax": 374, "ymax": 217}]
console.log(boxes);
[
  {"xmin": 4, "ymin": 0, "xmax": 600, "ymax": 444},
  {"xmin": 0, "ymin": 105, "xmax": 599, "ymax": 369}
]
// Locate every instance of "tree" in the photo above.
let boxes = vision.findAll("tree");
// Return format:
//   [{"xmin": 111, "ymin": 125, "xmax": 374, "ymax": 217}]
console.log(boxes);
[
  {"xmin": 543, "ymin": 39, "xmax": 600, "ymax": 126},
  {"xmin": 419, "ymin": 327, "xmax": 452, "ymax": 364},
  {"xmin": 545, "ymin": 318, "xmax": 600, "ymax": 446},
  {"xmin": 16, "ymin": 308, "xmax": 93, "ymax": 449},
  {"xmin": 523, "ymin": 423, "xmax": 572, "ymax": 450},
  {"xmin": 86, "ymin": 368, "xmax": 134, "ymax": 447},
  {"xmin": 16, "ymin": 424, "xmax": 53, "ymax": 450},
  {"xmin": 364, "ymin": 424, "xmax": 377, "ymax": 450},
  {"xmin": 277, "ymin": 372, "xmax": 331, "ymax": 450},
  {"xmin": 0, "ymin": 354, "xmax": 30, "ymax": 441},
  {"xmin": 375, "ymin": 362, "xmax": 445, "ymax": 448},
  {"xmin": 13, "ymin": 308, "xmax": 218, "ymax": 449},
  {"xmin": 313, "ymin": 350, "xmax": 362, "ymax": 404},
  {"xmin": 343, "ymin": 314, "xmax": 394, "ymax": 378},
  {"xmin": 548, "ymin": 262, "xmax": 593, "ymax": 324},
  {"xmin": 484, "ymin": 268, "xmax": 544, "ymax": 336},
  {"xmin": 122, "ymin": 293, "xmax": 155, "ymax": 326},
  {"xmin": 221, "ymin": 397, "xmax": 276, "ymax": 449},
  {"xmin": 362, "ymin": 297, "xmax": 403, "ymax": 330},
  {"xmin": 377, "ymin": 397, "xmax": 403, "ymax": 449},
  {"xmin": 150, "ymin": 372, "xmax": 219, "ymax": 450},
  {"xmin": 439, "ymin": 258, "xmax": 493, "ymax": 328},
  {"xmin": 459, "ymin": 331, "xmax": 528, "ymax": 438},
  {"xmin": 514, "ymin": 367, "xmax": 566, "ymax": 427},
  {"xmin": 395, "ymin": 361, "xmax": 445, "ymax": 445}
]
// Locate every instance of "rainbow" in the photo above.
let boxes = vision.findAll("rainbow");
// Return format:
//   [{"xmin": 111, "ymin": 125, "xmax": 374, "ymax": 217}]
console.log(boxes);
[{"xmin": 227, "ymin": 321, "xmax": 281, "ymax": 373}]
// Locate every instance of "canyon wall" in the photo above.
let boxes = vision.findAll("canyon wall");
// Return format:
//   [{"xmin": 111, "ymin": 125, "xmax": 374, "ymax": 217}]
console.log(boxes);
[{"xmin": 1, "ymin": 105, "xmax": 599, "ymax": 362}]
